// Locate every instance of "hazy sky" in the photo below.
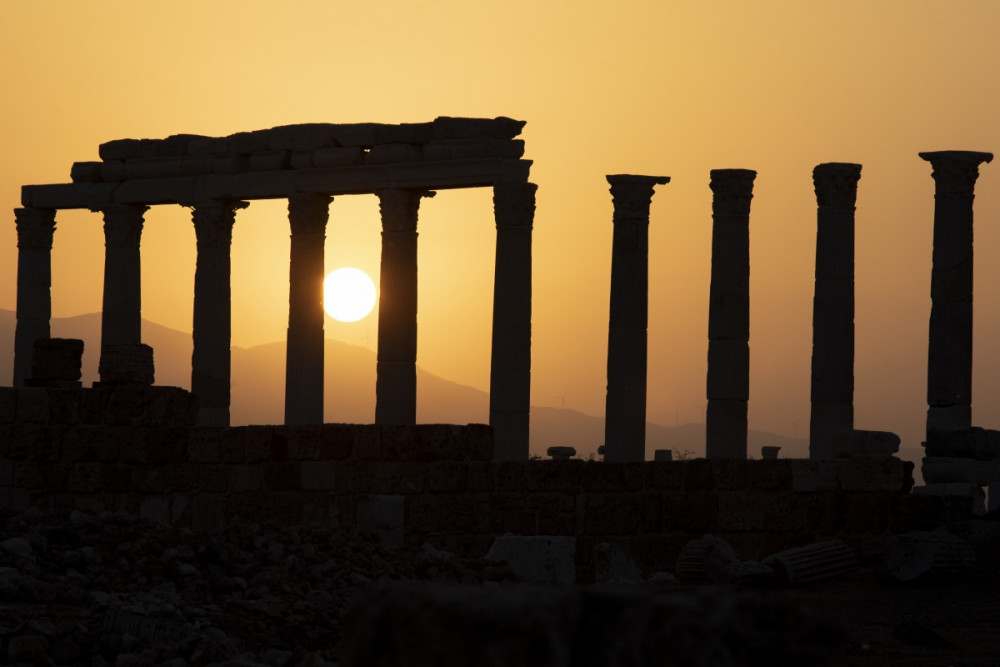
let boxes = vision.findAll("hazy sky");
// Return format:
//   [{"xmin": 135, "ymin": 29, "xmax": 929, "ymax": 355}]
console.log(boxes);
[{"xmin": 3, "ymin": 1, "xmax": 1000, "ymax": 450}]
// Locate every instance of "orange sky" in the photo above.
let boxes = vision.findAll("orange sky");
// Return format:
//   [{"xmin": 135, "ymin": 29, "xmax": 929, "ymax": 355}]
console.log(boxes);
[{"xmin": 4, "ymin": 1, "xmax": 1000, "ymax": 450}]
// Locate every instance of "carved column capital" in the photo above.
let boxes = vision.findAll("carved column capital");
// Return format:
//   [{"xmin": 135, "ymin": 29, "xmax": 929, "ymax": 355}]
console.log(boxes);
[
  {"xmin": 98, "ymin": 204, "xmax": 149, "ymax": 247},
  {"xmin": 493, "ymin": 182, "xmax": 537, "ymax": 228},
  {"xmin": 15, "ymin": 208, "xmax": 56, "ymax": 250},
  {"xmin": 377, "ymin": 189, "xmax": 434, "ymax": 233},
  {"xmin": 710, "ymin": 169, "xmax": 757, "ymax": 218},
  {"xmin": 288, "ymin": 192, "xmax": 331, "ymax": 236},
  {"xmin": 191, "ymin": 200, "xmax": 248, "ymax": 247},
  {"xmin": 813, "ymin": 163, "xmax": 862, "ymax": 208},
  {"xmin": 607, "ymin": 174, "xmax": 670, "ymax": 223},
  {"xmin": 920, "ymin": 150, "xmax": 993, "ymax": 196}
]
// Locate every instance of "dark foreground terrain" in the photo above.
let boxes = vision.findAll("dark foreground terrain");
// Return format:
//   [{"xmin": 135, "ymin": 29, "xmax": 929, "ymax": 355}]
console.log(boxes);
[{"xmin": 0, "ymin": 508, "xmax": 997, "ymax": 666}]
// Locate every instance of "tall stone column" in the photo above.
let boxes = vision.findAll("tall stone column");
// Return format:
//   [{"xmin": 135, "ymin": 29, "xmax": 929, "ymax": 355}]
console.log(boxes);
[
  {"xmin": 490, "ymin": 182, "xmax": 537, "ymax": 461},
  {"xmin": 706, "ymin": 169, "xmax": 756, "ymax": 459},
  {"xmin": 285, "ymin": 192, "xmax": 332, "ymax": 425},
  {"xmin": 375, "ymin": 189, "xmax": 431, "ymax": 425},
  {"xmin": 604, "ymin": 174, "xmax": 670, "ymax": 462},
  {"xmin": 98, "ymin": 203, "xmax": 148, "ymax": 381},
  {"xmin": 191, "ymin": 200, "xmax": 247, "ymax": 426},
  {"xmin": 13, "ymin": 207, "xmax": 56, "ymax": 387},
  {"xmin": 809, "ymin": 163, "xmax": 862, "ymax": 459},
  {"xmin": 921, "ymin": 150, "xmax": 993, "ymax": 436}
]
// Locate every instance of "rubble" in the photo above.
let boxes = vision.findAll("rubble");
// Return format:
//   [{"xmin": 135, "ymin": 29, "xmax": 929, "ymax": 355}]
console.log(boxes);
[{"xmin": 0, "ymin": 507, "xmax": 515, "ymax": 666}]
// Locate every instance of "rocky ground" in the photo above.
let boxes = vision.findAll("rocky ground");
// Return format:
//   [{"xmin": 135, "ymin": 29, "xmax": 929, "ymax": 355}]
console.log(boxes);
[
  {"xmin": 0, "ymin": 508, "xmax": 515, "ymax": 666},
  {"xmin": 1, "ymin": 507, "xmax": 999, "ymax": 666}
]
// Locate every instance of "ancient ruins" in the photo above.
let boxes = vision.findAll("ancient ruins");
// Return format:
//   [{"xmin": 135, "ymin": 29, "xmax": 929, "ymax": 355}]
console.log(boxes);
[
  {"xmin": 4, "ymin": 119, "xmax": 999, "ymax": 603},
  {"xmin": 13, "ymin": 117, "xmax": 535, "ymax": 459}
]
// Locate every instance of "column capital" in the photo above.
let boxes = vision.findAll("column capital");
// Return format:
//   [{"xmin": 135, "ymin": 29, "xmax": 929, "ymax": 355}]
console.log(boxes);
[
  {"xmin": 710, "ymin": 169, "xmax": 756, "ymax": 220},
  {"xmin": 377, "ymin": 189, "xmax": 435, "ymax": 232},
  {"xmin": 607, "ymin": 174, "xmax": 670, "ymax": 222},
  {"xmin": 920, "ymin": 150, "xmax": 993, "ymax": 196},
  {"xmin": 288, "ymin": 192, "xmax": 331, "ymax": 236},
  {"xmin": 493, "ymin": 182, "xmax": 537, "ymax": 228},
  {"xmin": 813, "ymin": 163, "xmax": 862, "ymax": 208},
  {"xmin": 191, "ymin": 200, "xmax": 248, "ymax": 247},
  {"xmin": 98, "ymin": 203, "xmax": 149, "ymax": 247},
  {"xmin": 14, "ymin": 207, "xmax": 56, "ymax": 250}
]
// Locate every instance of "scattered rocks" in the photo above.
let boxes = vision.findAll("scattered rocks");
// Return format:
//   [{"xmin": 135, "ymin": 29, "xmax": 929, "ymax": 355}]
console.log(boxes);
[{"xmin": 0, "ymin": 507, "xmax": 515, "ymax": 666}]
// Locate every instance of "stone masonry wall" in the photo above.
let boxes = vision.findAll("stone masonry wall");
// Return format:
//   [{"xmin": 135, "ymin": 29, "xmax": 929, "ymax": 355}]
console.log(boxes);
[{"xmin": 0, "ymin": 386, "xmax": 971, "ymax": 583}]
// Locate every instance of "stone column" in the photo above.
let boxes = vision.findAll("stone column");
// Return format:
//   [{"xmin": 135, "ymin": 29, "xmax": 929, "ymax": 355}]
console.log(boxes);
[
  {"xmin": 191, "ymin": 200, "xmax": 247, "ymax": 426},
  {"xmin": 13, "ymin": 207, "xmax": 56, "ymax": 387},
  {"xmin": 285, "ymin": 192, "xmax": 331, "ymax": 425},
  {"xmin": 490, "ymin": 182, "xmax": 537, "ymax": 461},
  {"xmin": 98, "ymin": 204, "xmax": 148, "ymax": 381},
  {"xmin": 375, "ymin": 189, "xmax": 431, "ymax": 425},
  {"xmin": 603, "ymin": 174, "xmax": 670, "ymax": 462},
  {"xmin": 921, "ymin": 150, "xmax": 993, "ymax": 436},
  {"xmin": 706, "ymin": 169, "xmax": 756, "ymax": 459},
  {"xmin": 809, "ymin": 163, "xmax": 862, "ymax": 459}
]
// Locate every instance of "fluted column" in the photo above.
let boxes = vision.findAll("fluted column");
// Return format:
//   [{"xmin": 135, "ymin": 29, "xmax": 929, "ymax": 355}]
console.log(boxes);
[
  {"xmin": 191, "ymin": 200, "xmax": 247, "ymax": 426},
  {"xmin": 490, "ymin": 182, "xmax": 537, "ymax": 461},
  {"xmin": 375, "ymin": 189, "xmax": 431, "ymax": 425},
  {"xmin": 285, "ymin": 192, "xmax": 331, "ymax": 425},
  {"xmin": 921, "ymin": 150, "xmax": 993, "ymax": 436},
  {"xmin": 809, "ymin": 163, "xmax": 862, "ymax": 459},
  {"xmin": 13, "ymin": 207, "xmax": 56, "ymax": 386},
  {"xmin": 98, "ymin": 203, "xmax": 148, "ymax": 381},
  {"xmin": 604, "ymin": 174, "xmax": 670, "ymax": 462},
  {"xmin": 706, "ymin": 169, "xmax": 756, "ymax": 459}
]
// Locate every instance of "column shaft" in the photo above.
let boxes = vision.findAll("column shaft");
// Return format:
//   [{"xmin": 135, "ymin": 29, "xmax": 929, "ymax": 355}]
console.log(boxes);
[
  {"xmin": 490, "ymin": 183, "xmax": 537, "ymax": 461},
  {"xmin": 99, "ymin": 204, "xmax": 148, "ymax": 381},
  {"xmin": 285, "ymin": 193, "xmax": 331, "ymax": 425},
  {"xmin": 13, "ymin": 208, "xmax": 56, "ymax": 387},
  {"xmin": 604, "ymin": 174, "xmax": 669, "ymax": 462},
  {"xmin": 191, "ymin": 200, "xmax": 247, "ymax": 426},
  {"xmin": 375, "ymin": 189, "xmax": 428, "ymax": 425},
  {"xmin": 809, "ymin": 163, "xmax": 861, "ymax": 459},
  {"xmin": 921, "ymin": 151, "xmax": 993, "ymax": 435},
  {"xmin": 706, "ymin": 169, "xmax": 756, "ymax": 459}
]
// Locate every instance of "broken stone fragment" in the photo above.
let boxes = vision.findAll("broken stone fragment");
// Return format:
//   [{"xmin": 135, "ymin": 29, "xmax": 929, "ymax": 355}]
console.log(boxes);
[
  {"xmin": 97, "ymin": 343, "xmax": 154, "ymax": 386},
  {"xmin": 832, "ymin": 429, "xmax": 900, "ymax": 458},
  {"xmin": 485, "ymin": 535, "xmax": 576, "ymax": 584},
  {"xmin": 546, "ymin": 446, "xmax": 576, "ymax": 460},
  {"xmin": 922, "ymin": 456, "xmax": 1000, "ymax": 485},
  {"xmin": 763, "ymin": 540, "xmax": 857, "ymax": 585},
  {"xmin": 30, "ymin": 338, "xmax": 83, "ymax": 386},
  {"xmin": 884, "ymin": 531, "xmax": 975, "ymax": 581},
  {"xmin": 675, "ymin": 534, "xmax": 739, "ymax": 583},
  {"xmin": 924, "ymin": 427, "xmax": 1000, "ymax": 460}
]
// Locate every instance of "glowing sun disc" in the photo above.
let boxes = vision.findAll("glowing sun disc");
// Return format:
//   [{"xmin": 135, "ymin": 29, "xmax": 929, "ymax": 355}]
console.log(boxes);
[{"xmin": 324, "ymin": 268, "xmax": 376, "ymax": 322}]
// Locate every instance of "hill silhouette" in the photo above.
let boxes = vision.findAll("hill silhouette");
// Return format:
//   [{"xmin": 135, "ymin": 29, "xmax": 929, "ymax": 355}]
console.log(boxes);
[{"xmin": 0, "ymin": 309, "xmax": 809, "ymax": 459}]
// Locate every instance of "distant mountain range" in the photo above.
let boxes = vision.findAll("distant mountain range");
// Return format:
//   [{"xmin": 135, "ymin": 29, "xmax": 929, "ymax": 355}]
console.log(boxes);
[{"xmin": 0, "ymin": 309, "xmax": 814, "ymax": 459}]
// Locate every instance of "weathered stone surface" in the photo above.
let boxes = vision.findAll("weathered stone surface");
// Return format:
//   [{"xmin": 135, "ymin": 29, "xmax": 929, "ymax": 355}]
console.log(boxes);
[
  {"xmin": 97, "ymin": 344, "xmax": 154, "ymax": 385},
  {"xmin": 922, "ymin": 456, "xmax": 1000, "ymax": 485},
  {"xmin": 675, "ymin": 534, "xmax": 738, "ymax": 583},
  {"xmin": 764, "ymin": 540, "xmax": 857, "ymax": 584},
  {"xmin": 884, "ymin": 530, "xmax": 975, "ymax": 581},
  {"xmin": 912, "ymin": 482, "xmax": 987, "ymax": 515},
  {"xmin": 593, "ymin": 541, "xmax": 642, "ymax": 584},
  {"xmin": 485, "ymin": 535, "xmax": 575, "ymax": 584},
  {"xmin": 831, "ymin": 429, "xmax": 900, "ymax": 458},
  {"xmin": 30, "ymin": 337, "xmax": 83, "ymax": 384},
  {"xmin": 925, "ymin": 427, "xmax": 1000, "ymax": 460}
]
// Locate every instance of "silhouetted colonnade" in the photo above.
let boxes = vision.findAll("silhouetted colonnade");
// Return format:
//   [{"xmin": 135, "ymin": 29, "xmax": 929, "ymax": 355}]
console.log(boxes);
[
  {"xmin": 13, "ymin": 118, "xmax": 536, "ymax": 460},
  {"xmin": 603, "ymin": 151, "xmax": 994, "ymax": 461},
  {"xmin": 12, "ymin": 121, "xmax": 994, "ymax": 462}
]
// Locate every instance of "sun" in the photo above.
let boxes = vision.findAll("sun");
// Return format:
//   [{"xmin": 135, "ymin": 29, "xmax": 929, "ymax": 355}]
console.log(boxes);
[{"xmin": 324, "ymin": 267, "xmax": 377, "ymax": 322}]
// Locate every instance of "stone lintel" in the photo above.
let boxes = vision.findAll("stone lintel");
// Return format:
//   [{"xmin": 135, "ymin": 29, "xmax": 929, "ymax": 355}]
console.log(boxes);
[
  {"xmin": 22, "ymin": 159, "xmax": 532, "ymax": 209},
  {"xmin": 606, "ymin": 174, "xmax": 670, "ymax": 188}
]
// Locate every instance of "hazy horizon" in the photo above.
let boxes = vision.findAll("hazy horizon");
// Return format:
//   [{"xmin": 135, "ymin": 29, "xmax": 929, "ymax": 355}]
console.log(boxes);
[{"xmin": 5, "ymin": 2, "xmax": 1000, "ymax": 452}]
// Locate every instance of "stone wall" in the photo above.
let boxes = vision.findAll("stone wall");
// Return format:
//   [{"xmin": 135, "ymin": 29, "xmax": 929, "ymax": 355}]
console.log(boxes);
[{"xmin": 0, "ymin": 386, "xmax": 971, "ymax": 583}]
